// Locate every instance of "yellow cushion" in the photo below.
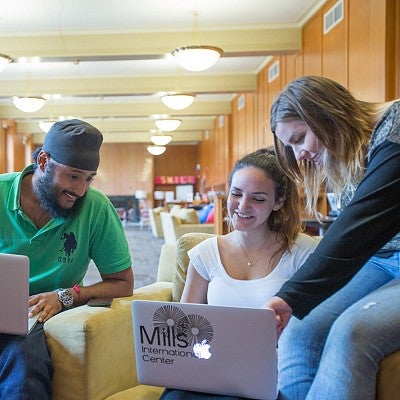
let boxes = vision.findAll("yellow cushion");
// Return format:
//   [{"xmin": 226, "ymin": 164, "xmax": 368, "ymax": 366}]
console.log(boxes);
[
  {"xmin": 174, "ymin": 208, "xmax": 200, "ymax": 224},
  {"xmin": 377, "ymin": 349, "xmax": 400, "ymax": 400},
  {"xmin": 169, "ymin": 205, "xmax": 182, "ymax": 215},
  {"xmin": 45, "ymin": 282, "xmax": 173, "ymax": 400},
  {"xmin": 45, "ymin": 305, "xmax": 136, "ymax": 400},
  {"xmin": 105, "ymin": 385, "xmax": 164, "ymax": 400},
  {"xmin": 172, "ymin": 232, "xmax": 215, "ymax": 301}
]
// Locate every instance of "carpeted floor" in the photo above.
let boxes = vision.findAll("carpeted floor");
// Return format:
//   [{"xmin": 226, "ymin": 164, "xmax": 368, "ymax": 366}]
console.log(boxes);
[{"xmin": 83, "ymin": 224, "xmax": 164, "ymax": 289}]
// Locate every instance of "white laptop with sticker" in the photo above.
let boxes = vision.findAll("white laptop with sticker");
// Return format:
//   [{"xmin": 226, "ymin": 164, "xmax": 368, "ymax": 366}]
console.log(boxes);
[
  {"xmin": 0, "ymin": 253, "xmax": 39, "ymax": 335},
  {"xmin": 132, "ymin": 300, "xmax": 278, "ymax": 400}
]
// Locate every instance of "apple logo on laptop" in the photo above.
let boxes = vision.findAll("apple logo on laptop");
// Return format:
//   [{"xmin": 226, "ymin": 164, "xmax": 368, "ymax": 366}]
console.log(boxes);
[{"xmin": 193, "ymin": 339, "xmax": 212, "ymax": 359}]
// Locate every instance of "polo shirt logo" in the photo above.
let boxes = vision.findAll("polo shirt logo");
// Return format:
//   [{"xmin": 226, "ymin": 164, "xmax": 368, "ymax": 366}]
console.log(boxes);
[{"xmin": 60, "ymin": 231, "xmax": 77, "ymax": 257}]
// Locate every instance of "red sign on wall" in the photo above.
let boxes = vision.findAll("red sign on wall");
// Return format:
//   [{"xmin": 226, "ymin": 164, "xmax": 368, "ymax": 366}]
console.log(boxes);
[{"xmin": 154, "ymin": 175, "xmax": 196, "ymax": 185}]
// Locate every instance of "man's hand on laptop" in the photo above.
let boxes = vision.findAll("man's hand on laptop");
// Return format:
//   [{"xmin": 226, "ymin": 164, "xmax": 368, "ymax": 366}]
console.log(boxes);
[
  {"xmin": 29, "ymin": 292, "xmax": 63, "ymax": 323},
  {"xmin": 262, "ymin": 296, "xmax": 293, "ymax": 338}
]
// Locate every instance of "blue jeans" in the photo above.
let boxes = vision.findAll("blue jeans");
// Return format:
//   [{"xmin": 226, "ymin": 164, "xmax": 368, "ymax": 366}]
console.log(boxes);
[
  {"xmin": 278, "ymin": 253, "xmax": 400, "ymax": 400},
  {"xmin": 0, "ymin": 323, "xmax": 53, "ymax": 399}
]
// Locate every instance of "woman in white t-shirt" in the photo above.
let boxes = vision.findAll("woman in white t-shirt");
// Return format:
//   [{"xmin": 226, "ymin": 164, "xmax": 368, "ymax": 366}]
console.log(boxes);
[
  {"xmin": 159, "ymin": 149, "xmax": 318, "ymax": 400},
  {"xmin": 181, "ymin": 148, "xmax": 318, "ymax": 308}
]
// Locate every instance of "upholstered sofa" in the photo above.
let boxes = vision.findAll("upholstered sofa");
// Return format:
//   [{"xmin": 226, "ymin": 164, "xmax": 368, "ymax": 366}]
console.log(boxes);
[
  {"xmin": 44, "ymin": 233, "xmax": 400, "ymax": 400},
  {"xmin": 43, "ymin": 241, "xmax": 178, "ymax": 400},
  {"xmin": 160, "ymin": 210, "xmax": 214, "ymax": 244}
]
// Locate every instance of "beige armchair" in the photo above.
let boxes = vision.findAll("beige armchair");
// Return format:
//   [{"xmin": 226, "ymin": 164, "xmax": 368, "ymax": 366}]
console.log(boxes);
[
  {"xmin": 160, "ymin": 210, "xmax": 214, "ymax": 244},
  {"xmin": 148, "ymin": 208, "xmax": 164, "ymax": 238},
  {"xmin": 44, "ymin": 232, "xmax": 400, "ymax": 400}
]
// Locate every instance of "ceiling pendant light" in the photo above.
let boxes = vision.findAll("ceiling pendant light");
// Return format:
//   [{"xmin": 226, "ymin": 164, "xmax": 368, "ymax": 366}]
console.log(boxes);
[
  {"xmin": 150, "ymin": 134, "xmax": 172, "ymax": 146},
  {"xmin": 0, "ymin": 54, "xmax": 12, "ymax": 72},
  {"xmin": 147, "ymin": 145, "xmax": 167, "ymax": 156},
  {"xmin": 171, "ymin": 45, "xmax": 222, "ymax": 72},
  {"xmin": 12, "ymin": 96, "xmax": 46, "ymax": 113},
  {"xmin": 154, "ymin": 118, "xmax": 182, "ymax": 132},
  {"xmin": 39, "ymin": 119, "xmax": 57, "ymax": 133},
  {"xmin": 161, "ymin": 93, "xmax": 196, "ymax": 110}
]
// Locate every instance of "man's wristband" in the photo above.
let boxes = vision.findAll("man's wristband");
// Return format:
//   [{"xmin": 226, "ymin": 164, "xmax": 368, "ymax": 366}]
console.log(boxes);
[{"xmin": 72, "ymin": 284, "xmax": 81, "ymax": 303}]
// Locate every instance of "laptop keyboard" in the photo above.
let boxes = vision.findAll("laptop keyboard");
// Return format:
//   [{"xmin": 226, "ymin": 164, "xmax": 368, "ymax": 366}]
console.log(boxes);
[{"xmin": 28, "ymin": 306, "xmax": 41, "ymax": 333}]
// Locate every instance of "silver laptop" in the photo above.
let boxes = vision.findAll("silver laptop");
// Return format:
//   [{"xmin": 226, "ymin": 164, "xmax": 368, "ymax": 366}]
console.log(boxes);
[
  {"xmin": 132, "ymin": 300, "xmax": 278, "ymax": 400},
  {"xmin": 0, "ymin": 253, "xmax": 39, "ymax": 335}
]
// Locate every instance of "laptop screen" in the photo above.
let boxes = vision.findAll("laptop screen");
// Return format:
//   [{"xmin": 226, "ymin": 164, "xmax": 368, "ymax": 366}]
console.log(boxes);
[
  {"xmin": 0, "ymin": 253, "xmax": 31, "ymax": 335},
  {"xmin": 132, "ymin": 300, "xmax": 278, "ymax": 400}
]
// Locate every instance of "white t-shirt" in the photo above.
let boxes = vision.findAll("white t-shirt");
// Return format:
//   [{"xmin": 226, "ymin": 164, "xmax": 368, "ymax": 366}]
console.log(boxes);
[{"xmin": 187, "ymin": 233, "xmax": 319, "ymax": 308}]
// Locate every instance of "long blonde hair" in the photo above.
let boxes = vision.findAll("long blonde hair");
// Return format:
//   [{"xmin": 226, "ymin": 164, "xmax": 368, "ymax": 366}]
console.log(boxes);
[{"xmin": 270, "ymin": 75, "xmax": 395, "ymax": 217}]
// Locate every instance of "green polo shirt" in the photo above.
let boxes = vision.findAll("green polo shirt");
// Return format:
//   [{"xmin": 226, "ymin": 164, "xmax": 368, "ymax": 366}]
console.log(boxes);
[{"xmin": 0, "ymin": 165, "xmax": 132, "ymax": 295}]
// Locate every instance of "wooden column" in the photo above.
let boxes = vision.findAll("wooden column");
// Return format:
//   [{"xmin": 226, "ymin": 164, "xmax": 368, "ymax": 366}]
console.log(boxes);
[{"xmin": 214, "ymin": 195, "xmax": 228, "ymax": 235}]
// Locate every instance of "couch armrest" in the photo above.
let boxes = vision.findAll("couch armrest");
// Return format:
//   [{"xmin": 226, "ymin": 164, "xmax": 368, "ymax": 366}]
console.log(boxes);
[
  {"xmin": 176, "ymin": 224, "xmax": 215, "ymax": 237},
  {"xmin": 377, "ymin": 350, "xmax": 400, "ymax": 400},
  {"xmin": 45, "ymin": 282, "xmax": 173, "ymax": 400},
  {"xmin": 156, "ymin": 243, "xmax": 177, "ymax": 282}
]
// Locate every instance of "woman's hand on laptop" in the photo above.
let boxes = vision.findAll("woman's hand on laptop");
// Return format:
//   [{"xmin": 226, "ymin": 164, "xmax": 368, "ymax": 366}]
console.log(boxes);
[
  {"xmin": 29, "ymin": 292, "xmax": 63, "ymax": 322},
  {"xmin": 262, "ymin": 296, "xmax": 293, "ymax": 338}
]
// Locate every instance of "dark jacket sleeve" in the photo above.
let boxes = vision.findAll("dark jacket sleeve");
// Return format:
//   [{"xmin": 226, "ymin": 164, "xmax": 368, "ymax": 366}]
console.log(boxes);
[{"xmin": 276, "ymin": 140, "xmax": 400, "ymax": 319}]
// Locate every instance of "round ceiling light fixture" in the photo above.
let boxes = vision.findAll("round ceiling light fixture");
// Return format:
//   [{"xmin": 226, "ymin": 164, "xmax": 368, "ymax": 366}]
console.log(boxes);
[
  {"xmin": 161, "ymin": 93, "xmax": 195, "ymax": 110},
  {"xmin": 12, "ymin": 96, "xmax": 46, "ymax": 113},
  {"xmin": 38, "ymin": 119, "xmax": 58, "ymax": 133},
  {"xmin": 147, "ymin": 145, "xmax": 167, "ymax": 156},
  {"xmin": 154, "ymin": 118, "xmax": 182, "ymax": 132},
  {"xmin": 171, "ymin": 45, "xmax": 222, "ymax": 72},
  {"xmin": 150, "ymin": 135, "xmax": 172, "ymax": 146}
]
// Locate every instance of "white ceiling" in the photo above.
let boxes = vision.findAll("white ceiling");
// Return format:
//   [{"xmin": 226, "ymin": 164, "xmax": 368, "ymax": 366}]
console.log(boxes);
[{"xmin": 0, "ymin": 0, "xmax": 326, "ymax": 144}]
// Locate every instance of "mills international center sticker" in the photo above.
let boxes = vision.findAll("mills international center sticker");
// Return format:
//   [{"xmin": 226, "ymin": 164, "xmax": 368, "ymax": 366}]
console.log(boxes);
[{"xmin": 138, "ymin": 304, "xmax": 215, "ymax": 364}]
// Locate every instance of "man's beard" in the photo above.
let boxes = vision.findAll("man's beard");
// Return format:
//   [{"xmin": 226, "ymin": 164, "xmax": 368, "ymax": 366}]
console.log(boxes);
[{"xmin": 33, "ymin": 163, "xmax": 85, "ymax": 219}]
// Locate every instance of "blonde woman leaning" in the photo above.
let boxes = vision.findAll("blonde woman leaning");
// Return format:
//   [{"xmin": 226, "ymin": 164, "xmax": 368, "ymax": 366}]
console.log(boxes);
[{"xmin": 265, "ymin": 76, "xmax": 400, "ymax": 400}]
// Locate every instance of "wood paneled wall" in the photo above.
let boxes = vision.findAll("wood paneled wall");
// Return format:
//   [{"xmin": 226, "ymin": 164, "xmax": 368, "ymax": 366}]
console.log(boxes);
[
  {"xmin": 396, "ymin": 0, "xmax": 400, "ymax": 98},
  {"xmin": 348, "ymin": 0, "xmax": 397, "ymax": 100},
  {"xmin": 93, "ymin": 143, "xmax": 154, "ymax": 208},
  {"xmin": 231, "ymin": 93, "xmax": 257, "ymax": 164},
  {"xmin": 256, "ymin": 67, "xmax": 269, "ymax": 150},
  {"xmin": 199, "ymin": 115, "xmax": 231, "ymax": 193},
  {"xmin": 153, "ymin": 144, "xmax": 199, "ymax": 177},
  {"xmin": 303, "ymin": 10, "xmax": 322, "ymax": 76},
  {"xmin": 0, "ymin": 119, "xmax": 28, "ymax": 173},
  {"xmin": 0, "ymin": 120, "xmax": 7, "ymax": 173},
  {"xmin": 299, "ymin": 0, "xmax": 398, "ymax": 102},
  {"xmin": 7, "ymin": 120, "xmax": 27, "ymax": 172},
  {"xmin": 322, "ymin": 0, "xmax": 348, "ymax": 87}
]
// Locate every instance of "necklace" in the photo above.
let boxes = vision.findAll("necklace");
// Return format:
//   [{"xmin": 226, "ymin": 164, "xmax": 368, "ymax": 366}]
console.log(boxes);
[{"xmin": 235, "ymin": 231, "xmax": 270, "ymax": 267}]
